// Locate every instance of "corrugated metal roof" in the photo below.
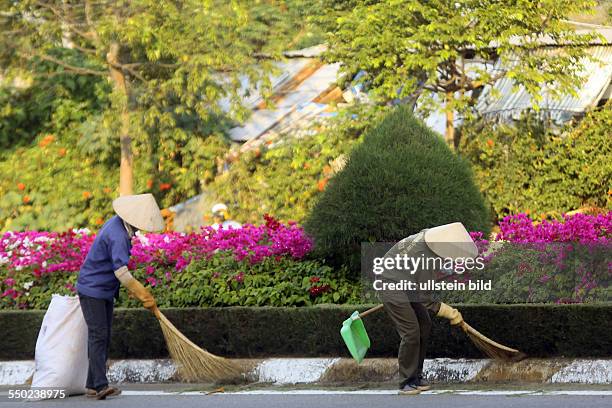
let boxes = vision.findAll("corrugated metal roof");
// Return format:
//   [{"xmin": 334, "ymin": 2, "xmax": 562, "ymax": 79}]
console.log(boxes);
[
  {"xmin": 476, "ymin": 46, "xmax": 612, "ymax": 122},
  {"xmin": 228, "ymin": 62, "xmax": 340, "ymax": 141},
  {"xmin": 218, "ymin": 58, "xmax": 312, "ymax": 113}
]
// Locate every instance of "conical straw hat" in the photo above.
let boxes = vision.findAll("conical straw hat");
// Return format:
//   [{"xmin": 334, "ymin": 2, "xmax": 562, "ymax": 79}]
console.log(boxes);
[
  {"xmin": 424, "ymin": 222, "xmax": 478, "ymax": 259},
  {"xmin": 112, "ymin": 194, "xmax": 165, "ymax": 232}
]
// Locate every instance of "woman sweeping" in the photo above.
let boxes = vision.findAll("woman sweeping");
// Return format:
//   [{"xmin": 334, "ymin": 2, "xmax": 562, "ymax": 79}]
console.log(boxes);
[
  {"xmin": 76, "ymin": 194, "xmax": 164, "ymax": 400},
  {"xmin": 379, "ymin": 222, "xmax": 478, "ymax": 395}
]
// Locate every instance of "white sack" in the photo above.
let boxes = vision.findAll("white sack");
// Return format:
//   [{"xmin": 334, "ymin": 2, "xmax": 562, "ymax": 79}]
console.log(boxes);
[{"xmin": 31, "ymin": 294, "xmax": 88, "ymax": 396}]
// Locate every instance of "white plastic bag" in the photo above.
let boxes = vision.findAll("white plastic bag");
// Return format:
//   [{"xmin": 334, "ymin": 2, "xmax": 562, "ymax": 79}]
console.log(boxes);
[{"xmin": 31, "ymin": 294, "xmax": 88, "ymax": 397}]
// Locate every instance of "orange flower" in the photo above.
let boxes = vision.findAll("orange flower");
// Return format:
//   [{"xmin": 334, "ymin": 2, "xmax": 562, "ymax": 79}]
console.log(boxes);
[
  {"xmin": 39, "ymin": 134, "xmax": 55, "ymax": 148},
  {"xmin": 17, "ymin": 183, "xmax": 25, "ymax": 191},
  {"xmin": 58, "ymin": 148, "xmax": 67, "ymax": 157},
  {"xmin": 103, "ymin": 187, "xmax": 112, "ymax": 194},
  {"xmin": 146, "ymin": 179, "xmax": 154, "ymax": 189},
  {"xmin": 95, "ymin": 218, "xmax": 104, "ymax": 225},
  {"xmin": 159, "ymin": 183, "xmax": 172, "ymax": 191},
  {"xmin": 317, "ymin": 178, "xmax": 329, "ymax": 192},
  {"xmin": 486, "ymin": 139, "xmax": 494, "ymax": 148},
  {"xmin": 23, "ymin": 195, "xmax": 30, "ymax": 204},
  {"xmin": 82, "ymin": 191, "xmax": 92, "ymax": 199},
  {"xmin": 322, "ymin": 165, "xmax": 332, "ymax": 176},
  {"xmin": 303, "ymin": 162, "xmax": 311, "ymax": 170}
]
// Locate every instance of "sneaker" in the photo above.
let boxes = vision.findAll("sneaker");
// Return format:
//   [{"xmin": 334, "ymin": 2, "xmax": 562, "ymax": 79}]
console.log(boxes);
[
  {"xmin": 86, "ymin": 388, "xmax": 97, "ymax": 398},
  {"xmin": 398, "ymin": 382, "xmax": 421, "ymax": 395},
  {"xmin": 416, "ymin": 376, "xmax": 431, "ymax": 391},
  {"xmin": 96, "ymin": 386, "xmax": 122, "ymax": 400}
]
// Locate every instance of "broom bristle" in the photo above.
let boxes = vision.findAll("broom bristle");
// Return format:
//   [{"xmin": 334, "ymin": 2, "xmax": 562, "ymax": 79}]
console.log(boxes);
[
  {"xmin": 157, "ymin": 311, "xmax": 242, "ymax": 382},
  {"xmin": 461, "ymin": 321, "xmax": 526, "ymax": 362}
]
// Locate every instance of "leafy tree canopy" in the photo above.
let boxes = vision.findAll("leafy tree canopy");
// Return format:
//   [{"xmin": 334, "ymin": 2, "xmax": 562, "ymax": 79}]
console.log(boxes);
[{"xmin": 322, "ymin": 0, "xmax": 601, "ymax": 145}]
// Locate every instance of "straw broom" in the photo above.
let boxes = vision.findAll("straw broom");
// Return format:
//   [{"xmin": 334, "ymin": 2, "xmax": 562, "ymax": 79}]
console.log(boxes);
[
  {"xmin": 459, "ymin": 321, "xmax": 526, "ymax": 362},
  {"xmin": 152, "ymin": 307, "xmax": 242, "ymax": 382}
]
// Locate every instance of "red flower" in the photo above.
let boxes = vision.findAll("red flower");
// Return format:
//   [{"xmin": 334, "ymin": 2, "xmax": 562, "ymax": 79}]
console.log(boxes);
[
  {"xmin": 309, "ymin": 276, "xmax": 320, "ymax": 283},
  {"xmin": 159, "ymin": 183, "xmax": 172, "ymax": 191},
  {"xmin": 17, "ymin": 183, "xmax": 25, "ymax": 191},
  {"xmin": 263, "ymin": 214, "xmax": 281, "ymax": 230},
  {"xmin": 309, "ymin": 284, "xmax": 331, "ymax": 297}
]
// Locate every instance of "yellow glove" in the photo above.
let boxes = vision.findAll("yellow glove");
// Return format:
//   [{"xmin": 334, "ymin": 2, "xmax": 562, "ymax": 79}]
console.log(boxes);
[
  {"xmin": 125, "ymin": 278, "xmax": 156, "ymax": 309},
  {"xmin": 115, "ymin": 266, "xmax": 157, "ymax": 311},
  {"xmin": 437, "ymin": 302, "xmax": 463, "ymax": 325}
]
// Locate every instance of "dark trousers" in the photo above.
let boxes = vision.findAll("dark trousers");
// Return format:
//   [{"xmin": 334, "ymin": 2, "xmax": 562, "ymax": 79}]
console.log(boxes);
[
  {"xmin": 383, "ymin": 296, "xmax": 433, "ymax": 388},
  {"xmin": 78, "ymin": 294, "xmax": 114, "ymax": 392}
]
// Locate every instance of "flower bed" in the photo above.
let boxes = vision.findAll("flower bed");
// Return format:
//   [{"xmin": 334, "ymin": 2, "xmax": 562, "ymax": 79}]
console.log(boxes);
[
  {"xmin": 450, "ymin": 212, "xmax": 611, "ymax": 304},
  {"xmin": 1, "ymin": 212, "xmax": 610, "ymax": 309},
  {"xmin": 0, "ymin": 215, "xmax": 360, "ymax": 309}
]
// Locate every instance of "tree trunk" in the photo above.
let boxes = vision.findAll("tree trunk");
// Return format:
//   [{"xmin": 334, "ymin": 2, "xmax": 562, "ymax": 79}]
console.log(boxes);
[
  {"xmin": 106, "ymin": 42, "xmax": 133, "ymax": 196},
  {"xmin": 445, "ymin": 91, "xmax": 455, "ymax": 149}
]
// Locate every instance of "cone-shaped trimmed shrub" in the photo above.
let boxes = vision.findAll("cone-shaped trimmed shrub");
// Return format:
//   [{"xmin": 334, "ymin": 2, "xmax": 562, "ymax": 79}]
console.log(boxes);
[{"xmin": 304, "ymin": 106, "xmax": 491, "ymax": 274}]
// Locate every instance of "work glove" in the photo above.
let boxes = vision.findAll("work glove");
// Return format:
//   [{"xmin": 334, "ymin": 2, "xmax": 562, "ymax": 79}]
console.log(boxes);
[
  {"xmin": 437, "ymin": 302, "xmax": 463, "ymax": 325},
  {"xmin": 125, "ymin": 278, "xmax": 156, "ymax": 309},
  {"xmin": 115, "ymin": 266, "xmax": 157, "ymax": 314}
]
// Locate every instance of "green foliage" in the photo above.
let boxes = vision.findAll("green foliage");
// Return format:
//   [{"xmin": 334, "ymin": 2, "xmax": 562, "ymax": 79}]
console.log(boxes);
[
  {"xmin": 0, "ymin": 68, "xmax": 228, "ymax": 230},
  {"xmin": 131, "ymin": 254, "xmax": 360, "ymax": 308},
  {"xmin": 323, "ymin": 0, "xmax": 599, "ymax": 142},
  {"xmin": 304, "ymin": 105, "xmax": 491, "ymax": 273},
  {"xmin": 3, "ymin": 1, "xmax": 300, "ymax": 119},
  {"xmin": 460, "ymin": 106, "xmax": 612, "ymax": 220},
  {"xmin": 208, "ymin": 105, "xmax": 388, "ymax": 224},
  {"xmin": 0, "ymin": 71, "xmax": 118, "ymax": 230},
  {"xmin": 2, "ymin": 0, "xmax": 309, "ymax": 196},
  {"xmin": 0, "ymin": 52, "xmax": 110, "ymax": 150},
  {"xmin": 1, "ymin": 254, "xmax": 361, "ymax": 310},
  {"xmin": 0, "ymin": 1, "xmax": 325, "ymax": 228}
]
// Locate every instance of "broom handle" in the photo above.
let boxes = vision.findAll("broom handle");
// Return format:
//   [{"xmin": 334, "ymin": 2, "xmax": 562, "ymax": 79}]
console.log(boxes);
[{"xmin": 358, "ymin": 304, "xmax": 384, "ymax": 318}]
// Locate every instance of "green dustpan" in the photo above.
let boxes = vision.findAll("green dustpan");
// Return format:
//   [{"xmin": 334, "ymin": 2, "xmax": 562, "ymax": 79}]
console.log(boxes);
[{"xmin": 340, "ymin": 311, "xmax": 372, "ymax": 364}]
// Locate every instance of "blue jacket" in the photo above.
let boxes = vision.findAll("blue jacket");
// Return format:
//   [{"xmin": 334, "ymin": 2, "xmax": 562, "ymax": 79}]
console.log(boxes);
[{"xmin": 77, "ymin": 216, "xmax": 132, "ymax": 300}]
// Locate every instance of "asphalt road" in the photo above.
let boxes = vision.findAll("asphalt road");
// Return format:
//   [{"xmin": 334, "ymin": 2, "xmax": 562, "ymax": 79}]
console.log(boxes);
[{"xmin": 1, "ymin": 390, "xmax": 611, "ymax": 408}]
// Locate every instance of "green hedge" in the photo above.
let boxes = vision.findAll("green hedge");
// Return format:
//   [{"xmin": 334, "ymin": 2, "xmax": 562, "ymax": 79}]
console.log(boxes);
[{"xmin": 2, "ymin": 304, "xmax": 610, "ymax": 360}]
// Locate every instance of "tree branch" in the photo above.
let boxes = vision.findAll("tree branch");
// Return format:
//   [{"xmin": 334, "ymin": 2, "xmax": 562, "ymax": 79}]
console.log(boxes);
[
  {"xmin": 108, "ymin": 61, "xmax": 147, "ymax": 82},
  {"xmin": 25, "ymin": 52, "xmax": 107, "ymax": 76}
]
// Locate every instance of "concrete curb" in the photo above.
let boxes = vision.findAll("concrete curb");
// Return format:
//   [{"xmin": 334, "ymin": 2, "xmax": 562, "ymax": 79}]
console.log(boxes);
[{"xmin": 1, "ymin": 358, "xmax": 610, "ymax": 386}]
